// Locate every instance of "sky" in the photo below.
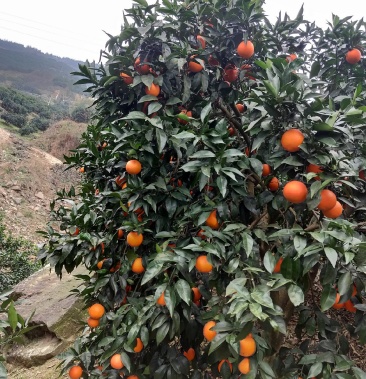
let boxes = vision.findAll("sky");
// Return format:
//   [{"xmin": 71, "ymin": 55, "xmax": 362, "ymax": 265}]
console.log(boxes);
[{"xmin": 0, "ymin": 1, "xmax": 364, "ymax": 63}]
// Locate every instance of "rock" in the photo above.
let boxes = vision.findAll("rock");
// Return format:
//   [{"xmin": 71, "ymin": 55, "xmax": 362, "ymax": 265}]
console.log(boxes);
[
  {"xmin": 13, "ymin": 197, "xmax": 22, "ymax": 205},
  {"xmin": 6, "ymin": 265, "xmax": 88, "ymax": 368},
  {"xmin": 11, "ymin": 185, "xmax": 21, "ymax": 192},
  {"xmin": 35, "ymin": 191, "xmax": 44, "ymax": 200},
  {"xmin": 0, "ymin": 187, "xmax": 6, "ymax": 197}
]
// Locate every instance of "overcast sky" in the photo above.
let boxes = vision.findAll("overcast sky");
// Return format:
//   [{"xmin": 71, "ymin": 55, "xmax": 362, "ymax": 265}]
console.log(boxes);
[{"xmin": 0, "ymin": 1, "xmax": 364, "ymax": 62}]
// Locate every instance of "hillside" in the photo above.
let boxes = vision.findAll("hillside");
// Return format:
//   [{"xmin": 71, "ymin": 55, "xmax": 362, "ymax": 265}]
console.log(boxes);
[
  {"xmin": 0, "ymin": 39, "xmax": 90, "ymax": 98},
  {"xmin": 0, "ymin": 125, "xmax": 83, "ymax": 244}
]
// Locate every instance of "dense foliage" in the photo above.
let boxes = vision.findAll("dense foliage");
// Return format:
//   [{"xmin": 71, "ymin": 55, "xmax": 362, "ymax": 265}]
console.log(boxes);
[
  {"xmin": 0, "ymin": 215, "xmax": 40, "ymax": 293},
  {"xmin": 39, "ymin": 0, "xmax": 366, "ymax": 378}
]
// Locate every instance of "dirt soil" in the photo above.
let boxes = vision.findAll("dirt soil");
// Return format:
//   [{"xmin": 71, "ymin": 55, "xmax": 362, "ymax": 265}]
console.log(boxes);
[{"xmin": 0, "ymin": 127, "xmax": 81, "ymax": 244}]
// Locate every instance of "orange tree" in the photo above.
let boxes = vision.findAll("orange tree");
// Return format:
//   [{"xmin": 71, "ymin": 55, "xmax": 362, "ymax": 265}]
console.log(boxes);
[{"xmin": 38, "ymin": 1, "xmax": 366, "ymax": 378}]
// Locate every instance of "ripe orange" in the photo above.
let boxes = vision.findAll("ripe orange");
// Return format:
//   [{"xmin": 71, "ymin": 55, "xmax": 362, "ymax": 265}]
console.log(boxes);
[
  {"xmin": 306, "ymin": 164, "xmax": 323, "ymax": 180},
  {"xmin": 87, "ymin": 317, "xmax": 100, "ymax": 328},
  {"xmin": 286, "ymin": 53, "xmax": 297, "ymax": 62},
  {"xmin": 235, "ymin": 103, "xmax": 246, "ymax": 113},
  {"xmin": 134, "ymin": 337, "xmax": 143, "ymax": 353},
  {"xmin": 283, "ymin": 181, "xmax": 308, "ymax": 203},
  {"xmin": 359, "ymin": 170, "xmax": 366, "ymax": 180},
  {"xmin": 206, "ymin": 209, "xmax": 220, "ymax": 229},
  {"xmin": 237, "ymin": 40, "xmax": 255, "ymax": 59},
  {"xmin": 268, "ymin": 177, "xmax": 280, "ymax": 192},
  {"xmin": 223, "ymin": 64, "xmax": 239, "ymax": 82},
  {"xmin": 183, "ymin": 347, "xmax": 195, "ymax": 361},
  {"xmin": 79, "ymin": 167, "xmax": 85, "ymax": 173},
  {"xmin": 131, "ymin": 257, "xmax": 145, "ymax": 274},
  {"xmin": 120, "ymin": 72, "xmax": 133, "ymax": 85},
  {"xmin": 117, "ymin": 229, "xmax": 124, "ymax": 239},
  {"xmin": 178, "ymin": 109, "xmax": 192, "ymax": 125},
  {"xmin": 110, "ymin": 354, "xmax": 124, "ymax": 369},
  {"xmin": 239, "ymin": 334, "xmax": 256, "ymax": 357},
  {"xmin": 127, "ymin": 376, "xmax": 139, "ymax": 379},
  {"xmin": 346, "ymin": 48, "xmax": 361, "ymax": 64},
  {"xmin": 281, "ymin": 129, "xmax": 304, "ymax": 152},
  {"xmin": 195, "ymin": 255, "xmax": 213, "ymax": 273},
  {"xmin": 88, "ymin": 303, "xmax": 105, "ymax": 319},
  {"xmin": 238, "ymin": 358, "xmax": 250, "ymax": 374},
  {"xmin": 69, "ymin": 365, "xmax": 83, "ymax": 379},
  {"xmin": 273, "ymin": 257, "xmax": 283, "ymax": 273},
  {"xmin": 317, "ymin": 189, "xmax": 337, "ymax": 212},
  {"xmin": 126, "ymin": 159, "xmax": 142, "ymax": 175},
  {"xmin": 97, "ymin": 259, "xmax": 105, "ymax": 270},
  {"xmin": 203, "ymin": 320, "xmax": 217, "ymax": 341},
  {"xmin": 126, "ymin": 231, "xmax": 144, "ymax": 247},
  {"xmin": 197, "ymin": 35, "xmax": 206, "ymax": 49},
  {"xmin": 322, "ymin": 201, "xmax": 343, "ymax": 218},
  {"xmin": 188, "ymin": 56, "xmax": 203, "ymax": 72},
  {"xmin": 332, "ymin": 293, "xmax": 344, "ymax": 309},
  {"xmin": 145, "ymin": 83, "xmax": 160, "ymax": 96},
  {"xmin": 344, "ymin": 299, "xmax": 357, "ymax": 313},
  {"xmin": 192, "ymin": 287, "xmax": 201, "ymax": 302},
  {"xmin": 157, "ymin": 292, "xmax": 166, "ymax": 306},
  {"xmin": 218, "ymin": 359, "xmax": 233, "ymax": 373},
  {"xmin": 262, "ymin": 164, "xmax": 271, "ymax": 177},
  {"xmin": 134, "ymin": 57, "xmax": 150, "ymax": 74}
]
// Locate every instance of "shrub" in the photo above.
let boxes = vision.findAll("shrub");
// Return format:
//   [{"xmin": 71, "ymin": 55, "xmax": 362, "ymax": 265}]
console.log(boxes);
[
  {"xmin": 0, "ymin": 215, "xmax": 40, "ymax": 293},
  {"xmin": 0, "ymin": 112, "xmax": 26, "ymax": 128}
]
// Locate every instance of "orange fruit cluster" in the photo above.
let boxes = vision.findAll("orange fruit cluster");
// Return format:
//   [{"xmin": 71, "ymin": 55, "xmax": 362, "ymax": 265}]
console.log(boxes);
[{"xmin": 87, "ymin": 303, "xmax": 105, "ymax": 329}]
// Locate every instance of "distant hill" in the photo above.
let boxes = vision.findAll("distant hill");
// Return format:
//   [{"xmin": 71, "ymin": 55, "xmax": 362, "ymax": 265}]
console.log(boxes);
[{"xmin": 0, "ymin": 39, "xmax": 91, "ymax": 98}]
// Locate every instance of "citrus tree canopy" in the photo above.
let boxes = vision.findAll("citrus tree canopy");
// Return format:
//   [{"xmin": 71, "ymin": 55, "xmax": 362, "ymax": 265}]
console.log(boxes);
[{"xmin": 39, "ymin": 0, "xmax": 366, "ymax": 378}]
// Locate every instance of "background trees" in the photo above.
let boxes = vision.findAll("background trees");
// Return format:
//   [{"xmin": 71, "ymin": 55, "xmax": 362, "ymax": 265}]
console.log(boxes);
[{"xmin": 39, "ymin": 0, "xmax": 366, "ymax": 378}]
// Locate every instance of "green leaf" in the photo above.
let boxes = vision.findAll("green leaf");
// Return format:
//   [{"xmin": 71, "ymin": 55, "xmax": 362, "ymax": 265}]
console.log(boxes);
[
  {"xmin": 313, "ymin": 122, "xmax": 333, "ymax": 131},
  {"xmin": 338, "ymin": 272, "xmax": 352, "ymax": 296},
  {"xmin": 288, "ymin": 284, "xmax": 304, "ymax": 306},
  {"xmin": 258, "ymin": 361, "xmax": 276, "ymax": 377},
  {"xmin": 172, "ymin": 131, "xmax": 196, "ymax": 139},
  {"xmin": 263, "ymin": 80, "xmax": 277, "ymax": 98},
  {"xmin": 308, "ymin": 362, "xmax": 323, "ymax": 378},
  {"xmin": 164, "ymin": 287, "xmax": 176, "ymax": 318},
  {"xmin": 142, "ymin": 260, "xmax": 165, "ymax": 285},
  {"xmin": 156, "ymin": 129, "xmax": 167, "ymax": 153},
  {"xmin": 141, "ymin": 74, "xmax": 154, "ymax": 88},
  {"xmin": 242, "ymin": 233, "xmax": 254, "ymax": 257},
  {"xmin": 324, "ymin": 247, "xmax": 337, "ymax": 268},
  {"xmin": 121, "ymin": 352, "xmax": 131, "ymax": 372},
  {"xmin": 156, "ymin": 322, "xmax": 170, "ymax": 345},
  {"xmin": 190, "ymin": 150, "xmax": 215, "ymax": 159},
  {"xmin": 263, "ymin": 251, "xmax": 275, "ymax": 273},
  {"xmin": 320, "ymin": 284, "xmax": 336, "ymax": 312},
  {"xmin": 7, "ymin": 302, "xmax": 17, "ymax": 331},
  {"xmin": 208, "ymin": 334, "xmax": 226, "ymax": 355},
  {"xmin": 175, "ymin": 280, "xmax": 191, "ymax": 305},
  {"xmin": 122, "ymin": 111, "xmax": 147, "ymax": 120},
  {"xmin": 148, "ymin": 102, "xmax": 163, "ymax": 115},
  {"xmin": 201, "ymin": 103, "xmax": 212, "ymax": 122},
  {"xmin": 294, "ymin": 235, "xmax": 307, "ymax": 254},
  {"xmin": 166, "ymin": 97, "xmax": 182, "ymax": 105},
  {"xmin": 216, "ymin": 176, "xmax": 228, "ymax": 198},
  {"xmin": 281, "ymin": 256, "xmax": 301, "ymax": 281}
]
